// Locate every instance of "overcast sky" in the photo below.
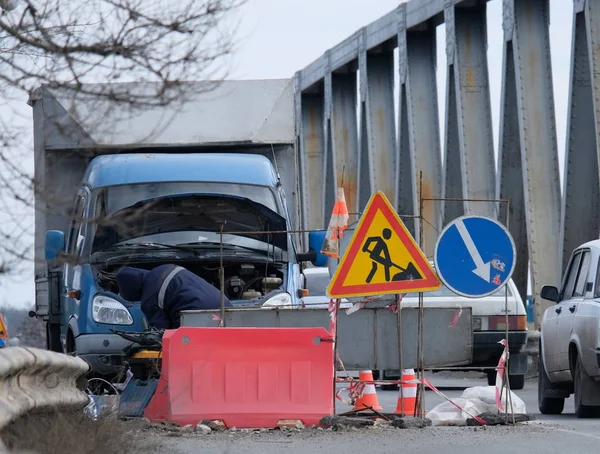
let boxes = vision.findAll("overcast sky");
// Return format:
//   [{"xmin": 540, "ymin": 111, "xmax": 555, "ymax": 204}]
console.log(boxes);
[{"xmin": 2, "ymin": 0, "xmax": 573, "ymax": 308}]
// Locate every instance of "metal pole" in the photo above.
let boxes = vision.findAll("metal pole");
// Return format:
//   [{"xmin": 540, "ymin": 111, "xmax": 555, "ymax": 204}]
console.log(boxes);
[
  {"xmin": 417, "ymin": 170, "xmax": 426, "ymax": 418},
  {"xmin": 395, "ymin": 293, "xmax": 404, "ymax": 415},
  {"xmin": 219, "ymin": 224, "xmax": 226, "ymax": 327}
]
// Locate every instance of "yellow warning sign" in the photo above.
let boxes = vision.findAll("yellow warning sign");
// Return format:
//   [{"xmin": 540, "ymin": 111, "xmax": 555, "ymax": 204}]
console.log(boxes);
[
  {"xmin": 327, "ymin": 191, "xmax": 441, "ymax": 298},
  {"xmin": 0, "ymin": 314, "xmax": 8, "ymax": 340}
]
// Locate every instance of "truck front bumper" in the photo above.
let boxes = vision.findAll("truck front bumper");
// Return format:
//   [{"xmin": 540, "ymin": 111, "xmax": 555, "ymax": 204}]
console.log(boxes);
[{"xmin": 76, "ymin": 333, "xmax": 133, "ymax": 376}]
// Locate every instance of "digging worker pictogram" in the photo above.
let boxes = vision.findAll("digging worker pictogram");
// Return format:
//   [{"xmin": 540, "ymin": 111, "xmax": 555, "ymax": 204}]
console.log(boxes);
[{"xmin": 362, "ymin": 228, "xmax": 423, "ymax": 283}]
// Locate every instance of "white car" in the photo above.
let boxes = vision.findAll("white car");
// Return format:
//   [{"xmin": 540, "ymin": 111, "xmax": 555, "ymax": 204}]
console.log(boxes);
[
  {"xmin": 304, "ymin": 264, "xmax": 528, "ymax": 389},
  {"xmin": 381, "ymin": 275, "xmax": 528, "ymax": 390},
  {"xmin": 538, "ymin": 240, "xmax": 600, "ymax": 417},
  {"xmin": 301, "ymin": 267, "xmax": 351, "ymax": 309}
]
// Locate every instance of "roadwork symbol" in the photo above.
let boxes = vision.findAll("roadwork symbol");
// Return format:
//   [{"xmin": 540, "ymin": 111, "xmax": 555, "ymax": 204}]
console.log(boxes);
[{"xmin": 327, "ymin": 191, "xmax": 440, "ymax": 298}]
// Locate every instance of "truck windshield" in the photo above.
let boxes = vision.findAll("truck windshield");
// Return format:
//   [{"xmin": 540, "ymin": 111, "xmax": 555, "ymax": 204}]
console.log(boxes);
[
  {"xmin": 90, "ymin": 182, "xmax": 284, "ymax": 253},
  {"xmin": 99, "ymin": 182, "xmax": 279, "ymax": 215}
]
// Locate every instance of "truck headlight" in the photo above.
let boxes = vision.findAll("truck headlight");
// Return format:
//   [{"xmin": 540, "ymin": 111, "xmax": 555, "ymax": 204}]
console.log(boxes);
[
  {"xmin": 92, "ymin": 295, "xmax": 133, "ymax": 325},
  {"xmin": 261, "ymin": 292, "xmax": 292, "ymax": 308}
]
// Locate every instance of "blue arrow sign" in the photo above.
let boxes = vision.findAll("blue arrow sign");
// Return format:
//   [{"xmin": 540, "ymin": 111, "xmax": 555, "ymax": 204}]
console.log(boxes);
[{"xmin": 434, "ymin": 216, "xmax": 516, "ymax": 298}]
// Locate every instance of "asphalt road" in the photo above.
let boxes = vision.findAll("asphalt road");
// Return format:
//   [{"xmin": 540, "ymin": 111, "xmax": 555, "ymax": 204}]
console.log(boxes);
[{"xmin": 145, "ymin": 373, "xmax": 600, "ymax": 454}]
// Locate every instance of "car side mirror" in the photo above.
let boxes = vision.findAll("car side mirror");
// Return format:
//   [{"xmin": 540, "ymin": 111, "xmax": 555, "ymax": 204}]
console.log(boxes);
[
  {"xmin": 45, "ymin": 230, "xmax": 65, "ymax": 261},
  {"xmin": 540, "ymin": 285, "xmax": 559, "ymax": 302}
]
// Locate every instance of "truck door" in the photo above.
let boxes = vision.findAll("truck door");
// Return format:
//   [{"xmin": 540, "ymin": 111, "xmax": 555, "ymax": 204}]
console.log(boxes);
[
  {"xmin": 543, "ymin": 250, "xmax": 582, "ymax": 373},
  {"xmin": 556, "ymin": 249, "xmax": 591, "ymax": 371},
  {"xmin": 61, "ymin": 190, "xmax": 88, "ymax": 348}
]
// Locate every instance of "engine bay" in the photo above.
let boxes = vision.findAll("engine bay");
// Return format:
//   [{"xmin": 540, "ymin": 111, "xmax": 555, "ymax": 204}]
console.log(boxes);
[{"xmin": 97, "ymin": 260, "xmax": 285, "ymax": 302}]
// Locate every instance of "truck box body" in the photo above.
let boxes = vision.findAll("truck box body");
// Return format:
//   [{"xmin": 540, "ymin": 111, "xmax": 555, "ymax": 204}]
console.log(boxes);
[{"xmin": 31, "ymin": 79, "xmax": 300, "ymax": 321}]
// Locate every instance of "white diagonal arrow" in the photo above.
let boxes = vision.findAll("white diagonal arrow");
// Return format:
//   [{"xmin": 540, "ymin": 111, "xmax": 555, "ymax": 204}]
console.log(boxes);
[{"xmin": 455, "ymin": 219, "xmax": 491, "ymax": 283}]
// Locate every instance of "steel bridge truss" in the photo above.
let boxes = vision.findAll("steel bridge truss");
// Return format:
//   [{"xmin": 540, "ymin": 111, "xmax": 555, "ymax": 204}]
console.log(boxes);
[{"xmin": 295, "ymin": 0, "xmax": 596, "ymax": 327}]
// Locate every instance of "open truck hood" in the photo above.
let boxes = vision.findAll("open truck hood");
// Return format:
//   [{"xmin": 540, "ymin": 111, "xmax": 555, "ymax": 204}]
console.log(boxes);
[{"xmin": 101, "ymin": 193, "xmax": 288, "ymax": 251}]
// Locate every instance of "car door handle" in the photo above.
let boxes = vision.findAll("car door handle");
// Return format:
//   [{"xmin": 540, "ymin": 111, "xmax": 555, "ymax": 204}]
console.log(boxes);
[
  {"xmin": 555, "ymin": 307, "xmax": 562, "ymax": 314},
  {"xmin": 569, "ymin": 305, "xmax": 576, "ymax": 313}
]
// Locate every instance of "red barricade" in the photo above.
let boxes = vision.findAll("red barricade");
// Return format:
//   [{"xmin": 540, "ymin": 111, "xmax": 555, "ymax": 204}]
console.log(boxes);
[{"xmin": 144, "ymin": 327, "xmax": 334, "ymax": 428}]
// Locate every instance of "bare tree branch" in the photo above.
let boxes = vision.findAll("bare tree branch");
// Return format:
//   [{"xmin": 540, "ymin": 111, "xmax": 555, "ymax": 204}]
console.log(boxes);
[{"xmin": 0, "ymin": 0, "xmax": 245, "ymax": 277}]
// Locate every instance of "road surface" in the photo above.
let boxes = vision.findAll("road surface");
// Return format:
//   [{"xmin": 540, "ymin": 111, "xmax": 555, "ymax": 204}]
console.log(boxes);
[{"xmin": 143, "ymin": 373, "xmax": 600, "ymax": 454}]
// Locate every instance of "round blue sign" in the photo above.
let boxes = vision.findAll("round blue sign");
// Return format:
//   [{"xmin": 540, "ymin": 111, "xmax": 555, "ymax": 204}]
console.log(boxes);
[{"xmin": 434, "ymin": 215, "xmax": 516, "ymax": 298}]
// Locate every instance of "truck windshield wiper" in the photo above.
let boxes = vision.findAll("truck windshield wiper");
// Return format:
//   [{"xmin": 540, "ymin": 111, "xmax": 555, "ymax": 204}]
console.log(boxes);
[
  {"xmin": 105, "ymin": 242, "xmax": 198, "ymax": 254},
  {"xmin": 175, "ymin": 241, "xmax": 273, "ymax": 256}
]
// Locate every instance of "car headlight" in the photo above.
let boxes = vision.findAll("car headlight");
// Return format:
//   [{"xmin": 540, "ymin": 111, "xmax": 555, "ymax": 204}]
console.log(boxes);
[
  {"xmin": 92, "ymin": 295, "xmax": 134, "ymax": 325},
  {"xmin": 261, "ymin": 292, "xmax": 292, "ymax": 308}
]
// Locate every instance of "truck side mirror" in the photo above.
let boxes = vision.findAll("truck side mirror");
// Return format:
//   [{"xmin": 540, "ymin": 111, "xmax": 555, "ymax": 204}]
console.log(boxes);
[
  {"xmin": 540, "ymin": 285, "xmax": 559, "ymax": 302},
  {"xmin": 308, "ymin": 231, "xmax": 328, "ymax": 267},
  {"xmin": 45, "ymin": 230, "xmax": 65, "ymax": 261},
  {"xmin": 297, "ymin": 249, "xmax": 317, "ymax": 263}
]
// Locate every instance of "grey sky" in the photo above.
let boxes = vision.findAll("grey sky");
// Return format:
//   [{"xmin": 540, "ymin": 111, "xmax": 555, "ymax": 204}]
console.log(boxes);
[{"xmin": 1, "ymin": 0, "xmax": 574, "ymax": 307}]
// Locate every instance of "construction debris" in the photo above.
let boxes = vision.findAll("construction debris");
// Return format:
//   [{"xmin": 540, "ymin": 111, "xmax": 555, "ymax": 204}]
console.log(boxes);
[
  {"xmin": 466, "ymin": 413, "xmax": 534, "ymax": 426},
  {"xmin": 391, "ymin": 417, "xmax": 432, "ymax": 429},
  {"xmin": 319, "ymin": 416, "xmax": 376, "ymax": 429},
  {"xmin": 195, "ymin": 424, "xmax": 212, "ymax": 435}
]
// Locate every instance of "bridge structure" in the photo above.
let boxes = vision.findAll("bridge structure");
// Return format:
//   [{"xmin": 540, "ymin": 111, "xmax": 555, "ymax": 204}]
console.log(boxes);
[{"xmin": 293, "ymin": 0, "xmax": 599, "ymax": 328}]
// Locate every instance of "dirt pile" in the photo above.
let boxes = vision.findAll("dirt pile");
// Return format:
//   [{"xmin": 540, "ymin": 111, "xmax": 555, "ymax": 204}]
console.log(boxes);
[{"xmin": 0, "ymin": 409, "xmax": 156, "ymax": 454}]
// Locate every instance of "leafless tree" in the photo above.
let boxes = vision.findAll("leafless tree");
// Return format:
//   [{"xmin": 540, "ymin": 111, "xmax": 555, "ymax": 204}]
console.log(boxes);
[{"xmin": 0, "ymin": 0, "xmax": 245, "ymax": 276}]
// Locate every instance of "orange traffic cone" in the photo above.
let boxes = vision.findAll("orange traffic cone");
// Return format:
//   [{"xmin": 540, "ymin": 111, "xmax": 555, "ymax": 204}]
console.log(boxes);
[
  {"xmin": 321, "ymin": 187, "xmax": 349, "ymax": 258},
  {"xmin": 394, "ymin": 369, "xmax": 417, "ymax": 416},
  {"xmin": 352, "ymin": 370, "xmax": 383, "ymax": 411}
]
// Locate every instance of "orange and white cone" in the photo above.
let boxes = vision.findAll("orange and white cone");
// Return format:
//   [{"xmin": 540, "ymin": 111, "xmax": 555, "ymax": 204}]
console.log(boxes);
[
  {"xmin": 321, "ymin": 187, "xmax": 349, "ymax": 258},
  {"xmin": 352, "ymin": 370, "xmax": 383, "ymax": 411},
  {"xmin": 395, "ymin": 369, "xmax": 417, "ymax": 416}
]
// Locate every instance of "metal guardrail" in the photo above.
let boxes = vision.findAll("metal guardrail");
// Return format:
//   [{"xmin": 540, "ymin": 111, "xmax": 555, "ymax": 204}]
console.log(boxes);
[{"xmin": 0, "ymin": 347, "xmax": 90, "ymax": 431}]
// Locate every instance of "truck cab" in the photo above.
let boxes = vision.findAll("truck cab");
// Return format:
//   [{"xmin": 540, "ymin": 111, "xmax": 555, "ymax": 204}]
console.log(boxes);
[{"xmin": 44, "ymin": 153, "xmax": 320, "ymax": 375}]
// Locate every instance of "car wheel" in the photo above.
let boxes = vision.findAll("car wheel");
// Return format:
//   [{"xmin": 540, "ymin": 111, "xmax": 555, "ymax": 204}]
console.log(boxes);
[
  {"xmin": 508, "ymin": 374, "xmax": 525, "ymax": 390},
  {"xmin": 538, "ymin": 350, "xmax": 564, "ymax": 415},
  {"xmin": 574, "ymin": 356, "xmax": 600, "ymax": 418},
  {"xmin": 486, "ymin": 370, "xmax": 496, "ymax": 386},
  {"xmin": 381, "ymin": 383, "xmax": 399, "ymax": 391}
]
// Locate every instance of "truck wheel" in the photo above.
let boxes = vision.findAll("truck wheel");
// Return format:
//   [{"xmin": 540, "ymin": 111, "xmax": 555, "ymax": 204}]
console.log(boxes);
[
  {"xmin": 574, "ymin": 356, "xmax": 600, "ymax": 418},
  {"xmin": 508, "ymin": 374, "xmax": 525, "ymax": 390},
  {"xmin": 381, "ymin": 383, "xmax": 399, "ymax": 391},
  {"xmin": 486, "ymin": 370, "xmax": 496, "ymax": 386}
]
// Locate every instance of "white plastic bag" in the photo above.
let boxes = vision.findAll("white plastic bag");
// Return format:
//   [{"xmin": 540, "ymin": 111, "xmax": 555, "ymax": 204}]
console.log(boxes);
[{"xmin": 461, "ymin": 386, "xmax": 526, "ymax": 414}]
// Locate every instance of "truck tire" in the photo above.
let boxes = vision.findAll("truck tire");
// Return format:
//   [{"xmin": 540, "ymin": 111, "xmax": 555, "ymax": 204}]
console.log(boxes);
[
  {"xmin": 574, "ymin": 356, "xmax": 600, "ymax": 418},
  {"xmin": 486, "ymin": 370, "xmax": 496, "ymax": 386},
  {"xmin": 538, "ymin": 348, "xmax": 565, "ymax": 415},
  {"xmin": 46, "ymin": 323, "xmax": 62, "ymax": 352}
]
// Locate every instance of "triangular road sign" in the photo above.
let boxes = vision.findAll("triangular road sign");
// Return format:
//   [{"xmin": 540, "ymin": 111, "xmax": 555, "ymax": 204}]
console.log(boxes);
[
  {"xmin": 0, "ymin": 314, "xmax": 7, "ymax": 340},
  {"xmin": 327, "ymin": 191, "xmax": 441, "ymax": 298}
]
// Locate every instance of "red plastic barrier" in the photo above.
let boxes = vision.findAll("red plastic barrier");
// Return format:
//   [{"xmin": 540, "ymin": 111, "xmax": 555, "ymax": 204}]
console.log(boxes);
[{"xmin": 145, "ymin": 327, "xmax": 334, "ymax": 428}]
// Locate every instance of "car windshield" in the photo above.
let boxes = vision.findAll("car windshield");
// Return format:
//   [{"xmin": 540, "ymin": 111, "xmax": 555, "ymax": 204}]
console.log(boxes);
[{"xmin": 90, "ymin": 182, "xmax": 283, "ymax": 253}]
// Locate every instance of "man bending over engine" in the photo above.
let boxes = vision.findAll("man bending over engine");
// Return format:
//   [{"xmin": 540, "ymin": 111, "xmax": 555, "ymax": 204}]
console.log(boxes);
[{"xmin": 116, "ymin": 264, "xmax": 231, "ymax": 330}]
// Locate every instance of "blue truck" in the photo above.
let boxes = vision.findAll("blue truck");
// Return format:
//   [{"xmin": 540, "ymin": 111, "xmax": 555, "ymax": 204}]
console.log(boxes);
[{"xmin": 31, "ymin": 80, "xmax": 326, "ymax": 376}]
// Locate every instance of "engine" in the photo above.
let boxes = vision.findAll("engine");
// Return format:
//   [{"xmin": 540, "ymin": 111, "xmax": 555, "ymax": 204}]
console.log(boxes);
[{"xmin": 97, "ymin": 261, "xmax": 284, "ymax": 302}]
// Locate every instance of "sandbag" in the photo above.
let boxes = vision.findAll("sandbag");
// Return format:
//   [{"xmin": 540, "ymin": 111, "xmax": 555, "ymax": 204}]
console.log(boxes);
[
  {"xmin": 461, "ymin": 386, "xmax": 526, "ymax": 414},
  {"xmin": 425, "ymin": 398, "xmax": 488, "ymax": 426}
]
